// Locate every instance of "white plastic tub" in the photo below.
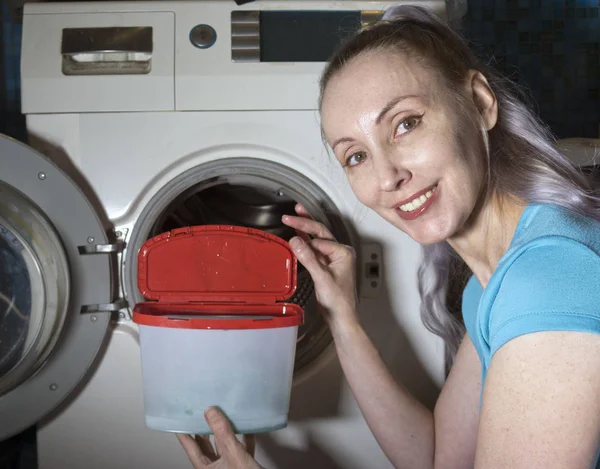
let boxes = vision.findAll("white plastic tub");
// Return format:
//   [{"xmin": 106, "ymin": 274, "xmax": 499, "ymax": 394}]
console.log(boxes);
[
  {"xmin": 133, "ymin": 225, "xmax": 304, "ymax": 434},
  {"xmin": 135, "ymin": 305, "xmax": 301, "ymax": 434}
]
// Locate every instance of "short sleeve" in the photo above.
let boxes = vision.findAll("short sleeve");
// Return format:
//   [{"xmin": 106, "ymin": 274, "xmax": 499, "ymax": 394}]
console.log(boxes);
[{"xmin": 488, "ymin": 238, "xmax": 600, "ymax": 357}]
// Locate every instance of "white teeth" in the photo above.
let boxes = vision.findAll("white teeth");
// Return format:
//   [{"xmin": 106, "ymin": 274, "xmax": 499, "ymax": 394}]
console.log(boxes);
[{"xmin": 398, "ymin": 186, "xmax": 436, "ymax": 212}]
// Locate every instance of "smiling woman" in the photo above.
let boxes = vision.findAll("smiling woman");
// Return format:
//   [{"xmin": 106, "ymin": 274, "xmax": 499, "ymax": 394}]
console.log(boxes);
[
  {"xmin": 318, "ymin": 5, "xmax": 600, "ymax": 360},
  {"xmin": 313, "ymin": 5, "xmax": 600, "ymax": 469},
  {"xmin": 176, "ymin": 5, "xmax": 600, "ymax": 469},
  {"xmin": 320, "ymin": 50, "xmax": 491, "ymax": 247}
]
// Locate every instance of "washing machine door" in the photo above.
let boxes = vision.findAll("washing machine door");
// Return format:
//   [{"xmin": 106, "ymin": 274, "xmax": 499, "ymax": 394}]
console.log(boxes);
[{"xmin": 0, "ymin": 135, "xmax": 116, "ymax": 440}]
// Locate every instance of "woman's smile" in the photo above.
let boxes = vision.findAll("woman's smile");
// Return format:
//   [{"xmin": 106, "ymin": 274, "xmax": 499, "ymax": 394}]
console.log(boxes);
[{"xmin": 394, "ymin": 184, "xmax": 438, "ymax": 220}]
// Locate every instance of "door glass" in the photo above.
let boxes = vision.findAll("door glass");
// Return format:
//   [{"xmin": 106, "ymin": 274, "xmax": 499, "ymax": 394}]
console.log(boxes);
[
  {"xmin": 0, "ymin": 224, "xmax": 35, "ymax": 380},
  {"xmin": 0, "ymin": 183, "xmax": 70, "ymax": 395}
]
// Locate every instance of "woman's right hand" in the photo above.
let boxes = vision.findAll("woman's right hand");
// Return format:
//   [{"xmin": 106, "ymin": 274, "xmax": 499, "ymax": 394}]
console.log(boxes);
[
  {"xmin": 177, "ymin": 407, "xmax": 263, "ymax": 469},
  {"xmin": 282, "ymin": 203, "xmax": 359, "ymax": 336}
]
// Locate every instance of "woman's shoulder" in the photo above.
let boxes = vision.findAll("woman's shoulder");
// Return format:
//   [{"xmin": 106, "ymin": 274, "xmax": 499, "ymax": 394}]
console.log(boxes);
[
  {"xmin": 513, "ymin": 203, "xmax": 600, "ymax": 255},
  {"xmin": 492, "ymin": 202, "xmax": 600, "ymax": 298},
  {"xmin": 493, "ymin": 203, "xmax": 600, "ymax": 317},
  {"xmin": 478, "ymin": 204, "xmax": 600, "ymax": 357},
  {"xmin": 486, "ymin": 227, "xmax": 600, "ymax": 356}
]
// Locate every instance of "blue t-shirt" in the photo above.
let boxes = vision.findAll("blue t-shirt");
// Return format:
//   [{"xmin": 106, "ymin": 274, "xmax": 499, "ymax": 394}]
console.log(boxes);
[
  {"xmin": 462, "ymin": 203, "xmax": 600, "ymax": 466},
  {"xmin": 463, "ymin": 203, "xmax": 600, "ymax": 381}
]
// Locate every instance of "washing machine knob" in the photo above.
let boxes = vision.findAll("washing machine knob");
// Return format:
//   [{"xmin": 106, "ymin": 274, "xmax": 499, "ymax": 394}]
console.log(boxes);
[{"xmin": 190, "ymin": 24, "xmax": 217, "ymax": 49}]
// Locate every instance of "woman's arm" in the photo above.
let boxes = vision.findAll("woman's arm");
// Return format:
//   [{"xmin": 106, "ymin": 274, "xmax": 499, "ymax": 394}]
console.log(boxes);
[
  {"xmin": 332, "ymin": 319, "xmax": 435, "ymax": 469},
  {"xmin": 334, "ymin": 323, "xmax": 481, "ymax": 469},
  {"xmin": 475, "ymin": 331, "xmax": 600, "ymax": 469},
  {"xmin": 283, "ymin": 207, "xmax": 482, "ymax": 469},
  {"xmin": 433, "ymin": 334, "xmax": 481, "ymax": 468}
]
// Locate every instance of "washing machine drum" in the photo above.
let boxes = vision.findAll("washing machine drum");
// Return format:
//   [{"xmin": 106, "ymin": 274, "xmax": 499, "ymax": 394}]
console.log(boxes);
[{"xmin": 125, "ymin": 159, "xmax": 354, "ymax": 380}]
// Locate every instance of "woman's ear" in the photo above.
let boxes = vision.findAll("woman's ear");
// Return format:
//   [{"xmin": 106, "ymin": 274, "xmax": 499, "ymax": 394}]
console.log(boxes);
[{"xmin": 466, "ymin": 69, "xmax": 498, "ymax": 131}]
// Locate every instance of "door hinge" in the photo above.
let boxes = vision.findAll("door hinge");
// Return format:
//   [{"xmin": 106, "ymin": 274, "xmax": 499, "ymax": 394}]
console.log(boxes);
[
  {"xmin": 81, "ymin": 298, "xmax": 129, "ymax": 314},
  {"xmin": 78, "ymin": 240, "xmax": 125, "ymax": 255}
]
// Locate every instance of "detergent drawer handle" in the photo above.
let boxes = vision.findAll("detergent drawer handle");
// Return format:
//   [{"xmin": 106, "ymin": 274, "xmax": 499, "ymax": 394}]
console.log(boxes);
[{"xmin": 61, "ymin": 26, "xmax": 153, "ymax": 76}]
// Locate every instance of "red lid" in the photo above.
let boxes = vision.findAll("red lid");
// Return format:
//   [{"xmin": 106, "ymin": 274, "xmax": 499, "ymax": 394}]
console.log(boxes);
[
  {"xmin": 132, "ymin": 302, "xmax": 303, "ymax": 329},
  {"xmin": 137, "ymin": 225, "xmax": 298, "ymax": 304}
]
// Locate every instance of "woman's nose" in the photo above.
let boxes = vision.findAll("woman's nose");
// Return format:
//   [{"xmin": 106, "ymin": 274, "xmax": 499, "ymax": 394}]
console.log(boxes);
[{"xmin": 374, "ymin": 153, "xmax": 408, "ymax": 192}]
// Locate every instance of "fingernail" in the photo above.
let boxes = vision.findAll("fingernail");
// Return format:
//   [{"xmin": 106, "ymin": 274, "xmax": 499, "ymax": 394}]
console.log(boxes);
[
  {"xmin": 282, "ymin": 215, "xmax": 289, "ymax": 222},
  {"xmin": 205, "ymin": 407, "xmax": 219, "ymax": 423},
  {"xmin": 289, "ymin": 237, "xmax": 302, "ymax": 250}
]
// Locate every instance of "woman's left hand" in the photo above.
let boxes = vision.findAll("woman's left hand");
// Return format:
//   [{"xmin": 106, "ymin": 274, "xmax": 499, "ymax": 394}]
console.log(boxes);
[{"xmin": 176, "ymin": 407, "xmax": 264, "ymax": 469}]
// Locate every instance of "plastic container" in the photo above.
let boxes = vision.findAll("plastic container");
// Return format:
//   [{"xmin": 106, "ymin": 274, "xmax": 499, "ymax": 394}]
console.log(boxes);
[{"xmin": 132, "ymin": 225, "xmax": 304, "ymax": 435}]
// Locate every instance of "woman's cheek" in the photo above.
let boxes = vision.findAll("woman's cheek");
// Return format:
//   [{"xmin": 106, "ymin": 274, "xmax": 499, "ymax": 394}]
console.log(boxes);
[{"xmin": 348, "ymin": 172, "xmax": 376, "ymax": 206}]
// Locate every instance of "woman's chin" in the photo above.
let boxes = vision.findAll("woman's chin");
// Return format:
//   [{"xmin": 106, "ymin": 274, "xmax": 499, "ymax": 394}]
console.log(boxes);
[{"xmin": 405, "ymin": 225, "xmax": 452, "ymax": 246}]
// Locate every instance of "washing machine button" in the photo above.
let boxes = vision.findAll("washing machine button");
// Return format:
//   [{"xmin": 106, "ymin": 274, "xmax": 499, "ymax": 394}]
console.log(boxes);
[{"xmin": 190, "ymin": 24, "xmax": 217, "ymax": 49}]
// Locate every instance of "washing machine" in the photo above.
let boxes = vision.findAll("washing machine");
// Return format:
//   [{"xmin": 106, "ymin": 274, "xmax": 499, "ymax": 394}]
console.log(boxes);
[{"xmin": 1, "ymin": 1, "xmax": 452, "ymax": 468}]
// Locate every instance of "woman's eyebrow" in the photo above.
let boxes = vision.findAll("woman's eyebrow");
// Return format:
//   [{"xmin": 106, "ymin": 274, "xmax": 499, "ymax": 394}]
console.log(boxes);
[
  {"xmin": 375, "ymin": 94, "xmax": 421, "ymax": 125},
  {"xmin": 331, "ymin": 137, "xmax": 354, "ymax": 150}
]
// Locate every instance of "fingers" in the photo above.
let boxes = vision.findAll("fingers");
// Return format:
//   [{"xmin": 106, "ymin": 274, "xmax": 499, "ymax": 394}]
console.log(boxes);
[
  {"xmin": 288, "ymin": 237, "xmax": 333, "ymax": 282},
  {"xmin": 290, "ymin": 236, "xmax": 353, "ymax": 263},
  {"xmin": 195, "ymin": 434, "xmax": 217, "ymax": 461},
  {"xmin": 205, "ymin": 407, "xmax": 243, "ymax": 458},
  {"xmin": 243, "ymin": 434, "xmax": 256, "ymax": 457},
  {"xmin": 294, "ymin": 202, "xmax": 311, "ymax": 218},
  {"xmin": 178, "ymin": 410, "xmax": 260, "ymax": 469},
  {"xmin": 176, "ymin": 433, "xmax": 212, "ymax": 468},
  {"xmin": 310, "ymin": 238, "xmax": 355, "ymax": 262},
  {"xmin": 282, "ymin": 214, "xmax": 335, "ymax": 241},
  {"xmin": 294, "ymin": 228, "xmax": 311, "ymax": 244}
]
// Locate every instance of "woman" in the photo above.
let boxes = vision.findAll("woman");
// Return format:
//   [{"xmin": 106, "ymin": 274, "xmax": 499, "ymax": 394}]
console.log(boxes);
[{"xmin": 177, "ymin": 5, "xmax": 600, "ymax": 468}]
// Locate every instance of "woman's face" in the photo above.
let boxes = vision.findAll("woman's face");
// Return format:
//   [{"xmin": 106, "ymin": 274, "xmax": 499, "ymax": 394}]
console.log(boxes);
[{"xmin": 320, "ymin": 50, "xmax": 488, "ymax": 245}]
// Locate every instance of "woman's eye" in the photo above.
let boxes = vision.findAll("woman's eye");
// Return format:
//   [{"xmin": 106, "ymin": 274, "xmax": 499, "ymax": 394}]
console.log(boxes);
[
  {"xmin": 395, "ymin": 116, "xmax": 421, "ymax": 137},
  {"xmin": 345, "ymin": 151, "xmax": 367, "ymax": 167}
]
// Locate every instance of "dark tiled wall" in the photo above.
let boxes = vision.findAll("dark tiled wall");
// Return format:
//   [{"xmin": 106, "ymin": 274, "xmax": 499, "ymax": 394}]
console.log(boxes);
[
  {"xmin": 461, "ymin": 0, "xmax": 600, "ymax": 138},
  {"xmin": 0, "ymin": 0, "xmax": 25, "ymax": 142},
  {"xmin": 0, "ymin": 3, "xmax": 34, "ymax": 468}
]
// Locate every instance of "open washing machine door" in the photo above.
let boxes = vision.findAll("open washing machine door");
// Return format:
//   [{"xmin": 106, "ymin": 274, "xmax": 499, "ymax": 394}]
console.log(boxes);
[{"xmin": 0, "ymin": 135, "xmax": 117, "ymax": 441}]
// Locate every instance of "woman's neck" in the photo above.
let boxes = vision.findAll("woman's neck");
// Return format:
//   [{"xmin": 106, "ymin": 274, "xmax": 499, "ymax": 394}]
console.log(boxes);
[{"xmin": 447, "ymin": 193, "xmax": 526, "ymax": 289}]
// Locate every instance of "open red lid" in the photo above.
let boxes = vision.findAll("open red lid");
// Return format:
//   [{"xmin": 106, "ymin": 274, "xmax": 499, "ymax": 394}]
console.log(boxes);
[{"xmin": 137, "ymin": 225, "xmax": 298, "ymax": 304}]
